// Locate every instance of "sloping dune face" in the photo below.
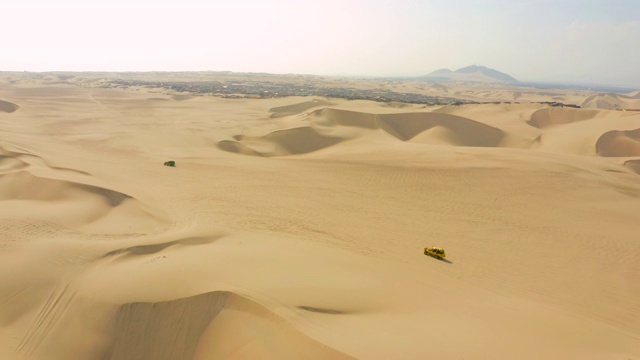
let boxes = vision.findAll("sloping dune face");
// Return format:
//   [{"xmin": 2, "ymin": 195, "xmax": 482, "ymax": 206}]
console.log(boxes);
[
  {"xmin": 217, "ymin": 140, "xmax": 264, "ymax": 156},
  {"xmin": 624, "ymin": 159, "xmax": 640, "ymax": 174},
  {"xmin": 103, "ymin": 291, "xmax": 353, "ymax": 360},
  {"xmin": 218, "ymin": 126, "xmax": 346, "ymax": 156},
  {"xmin": 314, "ymin": 108, "xmax": 505, "ymax": 146},
  {"xmin": 596, "ymin": 128, "xmax": 640, "ymax": 157},
  {"xmin": 0, "ymin": 154, "xmax": 29, "ymax": 172},
  {"xmin": 0, "ymin": 100, "xmax": 19, "ymax": 113},
  {"xmin": 527, "ymin": 107, "xmax": 600, "ymax": 128},
  {"xmin": 0, "ymin": 137, "xmax": 164, "ymax": 234},
  {"xmin": 581, "ymin": 93, "xmax": 640, "ymax": 110},
  {"xmin": 269, "ymin": 99, "xmax": 334, "ymax": 118},
  {"xmin": 310, "ymin": 108, "xmax": 379, "ymax": 129},
  {"xmin": 377, "ymin": 112, "xmax": 504, "ymax": 145},
  {"xmin": 0, "ymin": 170, "xmax": 161, "ymax": 234},
  {"xmin": 219, "ymin": 108, "xmax": 505, "ymax": 156},
  {"xmin": 261, "ymin": 126, "xmax": 346, "ymax": 155}
]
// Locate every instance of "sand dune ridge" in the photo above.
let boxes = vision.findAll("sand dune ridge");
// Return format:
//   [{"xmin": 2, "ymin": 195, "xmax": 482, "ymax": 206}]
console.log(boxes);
[
  {"xmin": 527, "ymin": 107, "xmax": 600, "ymax": 128},
  {"xmin": 0, "ymin": 170, "xmax": 162, "ymax": 233},
  {"xmin": 104, "ymin": 290, "xmax": 354, "ymax": 360},
  {"xmin": 312, "ymin": 108, "xmax": 505, "ymax": 146},
  {"xmin": 596, "ymin": 128, "xmax": 640, "ymax": 157},
  {"xmin": 102, "ymin": 234, "xmax": 225, "ymax": 260},
  {"xmin": 269, "ymin": 99, "xmax": 334, "ymax": 118},
  {"xmin": 219, "ymin": 107, "xmax": 505, "ymax": 156}
]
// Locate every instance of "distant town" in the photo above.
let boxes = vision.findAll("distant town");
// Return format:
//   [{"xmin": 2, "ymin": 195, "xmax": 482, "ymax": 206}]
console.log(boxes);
[
  {"xmin": 1, "ymin": 70, "xmax": 586, "ymax": 108},
  {"xmin": 97, "ymin": 78, "xmax": 472, "ymax": 106},
  {"xmin": 94, "ymin": 77, "xmax": 579, "ymax": 108}
]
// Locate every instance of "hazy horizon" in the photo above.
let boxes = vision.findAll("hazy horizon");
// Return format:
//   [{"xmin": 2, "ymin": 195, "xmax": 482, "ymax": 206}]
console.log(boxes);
[{"xmin": 2, "ymin": 0, "xmax": 639, "ymax": 87}]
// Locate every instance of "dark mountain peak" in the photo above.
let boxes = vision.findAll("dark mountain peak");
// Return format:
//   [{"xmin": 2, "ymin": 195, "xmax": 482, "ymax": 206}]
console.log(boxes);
[
  {"xmin": 424, "ymin": 65, "xmax": 518, "ymax": 83},
  {"xmin": 430, "ymin": 68, "xmax": 453, "ymax": 75},
  {"xmin": 456, "ymin": 65, "xmax": 518, "ymax": 82},
  {"xmin": 456, "ymin": 65, "xmax": 488, "ymax": 74}
]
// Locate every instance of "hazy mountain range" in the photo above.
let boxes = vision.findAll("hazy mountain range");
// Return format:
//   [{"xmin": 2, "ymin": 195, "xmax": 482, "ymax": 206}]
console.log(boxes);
[{"xmin": 419, "ymin": 65, "xmax": 519, "ymax": 83}]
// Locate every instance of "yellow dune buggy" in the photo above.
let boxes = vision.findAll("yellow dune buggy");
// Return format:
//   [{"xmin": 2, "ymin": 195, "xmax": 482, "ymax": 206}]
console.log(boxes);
[{"xmin": 424, "ymin": 247, "xmax": 446, "ymax": 259}]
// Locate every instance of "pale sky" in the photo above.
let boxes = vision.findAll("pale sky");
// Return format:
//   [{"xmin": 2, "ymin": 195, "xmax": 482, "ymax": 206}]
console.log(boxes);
[{"xmin": 2, "ymin": 0, "xmax": 638, "ymax": 87}]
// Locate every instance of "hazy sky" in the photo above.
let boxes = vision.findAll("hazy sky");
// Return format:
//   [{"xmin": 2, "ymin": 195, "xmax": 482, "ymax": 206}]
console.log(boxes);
[{"xmin": 2, "ymin": 0, "xmax": 638, "ymax": 86}]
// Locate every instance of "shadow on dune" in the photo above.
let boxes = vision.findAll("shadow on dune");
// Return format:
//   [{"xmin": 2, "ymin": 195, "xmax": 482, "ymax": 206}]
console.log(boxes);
[
  {"xmin": 297, "ymin": 306, "xmax": 347, "ymax": 315},
  {"xmin": 527, "ymin": 107, "xmax": 599, "ymax": 128},
  {"xmin": 217, "ymin": 140, "xmax": 264, "ymax": 156},
  {"xmin": 218, "ymin": 107, "xmax": 505, "ymax": 157},
  {"xmin": 580, "ymin": 93, "xmax": 633, "ymax": 110},
  {"xmin": 101, "ymin": 234, "xmax": 225, "ymax": 260},
  {"xmin": 0, "ymin": 170, "xmax": 163, "ymax": 233},
  {"xmin": 0, "ymin": 145, "xmax": 90, "ymax": 175},
  {"xmin": 0, "ymin": 171, "xmax": 131, "ymax": 204},
  {"xmin": 218, "ymin": 126, "xmax": 346, "ymax": 157},
  {"xmin": 100, "ymin": 291, "xmax": 354, "ymax": 360},
  {"xmin": 595, "ymin": 128, "xmax": 640, "ymax": 157},
  {"xmin": 263, "ymin": 126, "xmax": 345, "ymax": 154},
  {"xmin": 624, "ymin": 159, "xmax": 640, "ymax": 175},
  {"xmin": 0, "ymin": 154, "xmax": 29, "ymax": 172},
  {"xmin": 311, "ymin": 108, "xmax": 505, "ymax": 146},
  {"xmin": 269, "ymin": 99, "xmax": 335, "ymax": 118},
  {"xmin": 375, "ymin": 111, "xmax": 504, "ymax": 146},
  {"xmin": 0, "ymin": 99, "xmax": 19, "ymax": 113},
  {"xmin": 101, "ymin": 291, "xmax": 229, "ymax": 360}
]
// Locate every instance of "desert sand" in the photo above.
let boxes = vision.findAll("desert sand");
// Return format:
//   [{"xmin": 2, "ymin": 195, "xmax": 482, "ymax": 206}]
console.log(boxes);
[{"xmin": 0, "ymin": 74, "xmax": 639, "ymax": 359}]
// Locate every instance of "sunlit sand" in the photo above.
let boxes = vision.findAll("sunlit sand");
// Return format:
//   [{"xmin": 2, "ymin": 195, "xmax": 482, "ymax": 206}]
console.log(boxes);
[{"xmin": 0, "ymin": 74, "xmax": 639, "ymax": 359}]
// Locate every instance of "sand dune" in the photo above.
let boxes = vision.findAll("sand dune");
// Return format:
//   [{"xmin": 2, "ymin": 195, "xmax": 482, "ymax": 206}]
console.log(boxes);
[
  {"xmin": 102, "ymin": 234, "xmax": 224, "ymax": 260},
  {"xmin": 221, "ymin": 108, "xmax": 505, "ymax": 156},
  {"xmin": 596, "ymin": 128, "xmax": 640, "ymax": 157},
  {"xmin": 269, "ymin": 99, "xmax": 334, "ymax": 118},
  {"xmin": 0, "ymin": 154, "xmax": 29, "ymax": 172},
  {"xmin": 312, "ymin": 107, "xmax": 506, "ymax": 146},
  {"xmin": 219, "ymin": 126, "xmax": 346, "ymax": 156},
  {"xmin": 217, "ymin": 140, "xmax": 264, "ymax": 156},
  {"xmin": 527, "ymin": 107, "xmax": 600, "ymax": 128},
  {"xmin": 0, "ymin": 145, "xmax": 91, "ymax": 176},
  {"xmin": 624, "ymin": 159, "xmax": 640, "ymax": 174},
  {"xmin": 581, "ymin": 92, "xmax": 640, "ymax": 110},
  {"xmin": 1, "ymin": 79, "xmax": 639, "ymax": 360},
  {"xmin": 0, "ymin": 170, "xmax": 162, "ymax": 234},
  {"xmin": 310, "ymin": 108, "xmax": 379, "ymax": 129},
  {"xmin": 0, "ymin": 100, "xmax": 19, "ymax": 113},
  {"xmin": 376, "ymin": 112, "xmax": 504, "ymax": 145},
  {"xmin": 0, "ymin": 142, "xmax": 163, "ymax": 234},
  {"xmin": 258, "ymin": 126, "xmax": 346, "ymax": 155},
  {"xmin": 104, "ymin": 291, "xmax": 353, "ymax": 360},
  {"xmin": 0, "ymin": 170, "xmax": 125, "ymax": 204}
]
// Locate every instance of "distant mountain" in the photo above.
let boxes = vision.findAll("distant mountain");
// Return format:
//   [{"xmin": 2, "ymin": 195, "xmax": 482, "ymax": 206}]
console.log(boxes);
[
  {"xmin": 428, "ymin": 68, "xmax": 454, "ymax": 76},
  {"xmin": 419, "ymin": 65, "xmax": 519, "ymax": 83}
]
